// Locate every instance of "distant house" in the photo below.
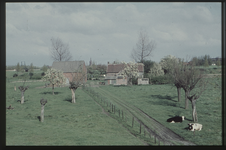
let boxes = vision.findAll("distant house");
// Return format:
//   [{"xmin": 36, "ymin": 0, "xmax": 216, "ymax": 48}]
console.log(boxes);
[
  {"xmin": 52, "ymin": 61, "xmax": 87, "ymax": 85},
  {"xmin": 105, "ymin": 62, "xmax": 144, "ymax": 85}
]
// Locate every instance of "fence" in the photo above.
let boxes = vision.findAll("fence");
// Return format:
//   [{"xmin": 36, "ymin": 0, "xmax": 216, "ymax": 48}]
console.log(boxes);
[{"xmin": 82, "ymin": 86, "xmax": 177, "ymax": 145}]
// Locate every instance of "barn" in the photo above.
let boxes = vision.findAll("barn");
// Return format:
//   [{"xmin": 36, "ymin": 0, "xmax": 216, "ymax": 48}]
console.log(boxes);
[{"xmin": 52, "ymin": 61, "xmax": 87, "ymax": 85}]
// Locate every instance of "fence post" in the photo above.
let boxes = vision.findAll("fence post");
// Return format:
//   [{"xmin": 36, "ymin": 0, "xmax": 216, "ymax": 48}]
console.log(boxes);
[
  {"xmin": 132, "ymin": 117, "xmax": 134, "ymax": 127},
  {"xmin": 140, "ymin": 123, "xmax": 141, "ymax": 134},
  {"xmin": 144, "ymin": 128, "xmax": 146, "ymax": 137},
  {"xmin": 155, "ymin": 136, "xmax": 156, "ymax": 144}
]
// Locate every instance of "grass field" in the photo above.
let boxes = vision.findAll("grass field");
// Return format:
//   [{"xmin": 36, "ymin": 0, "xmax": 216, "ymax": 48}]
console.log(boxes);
[
  {"xmin": 6, "ymin": 69, "xmax": 222, "ymax": 145},
  {"xmin": 89, "ymin": 78, "xmax": 222, "ymax": 145},
  {"xmin": 6, "ymin": 71, "xmax": 145, "ymax": 145}
]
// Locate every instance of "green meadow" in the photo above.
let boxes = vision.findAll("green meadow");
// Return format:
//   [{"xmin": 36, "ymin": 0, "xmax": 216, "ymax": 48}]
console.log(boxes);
[{"xmin": 5, "ymin": 69, "xmax": 222, "ymax": 145}]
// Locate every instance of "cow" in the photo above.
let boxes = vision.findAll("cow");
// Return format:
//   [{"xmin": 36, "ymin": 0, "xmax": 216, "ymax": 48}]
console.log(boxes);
[
  {"xmin": 188, "ymin": 123, "xmax": 202, "ymax": 131},
  {"xmin": 167, "ymin": 116, "xmax": 184, "ymax": 123}
]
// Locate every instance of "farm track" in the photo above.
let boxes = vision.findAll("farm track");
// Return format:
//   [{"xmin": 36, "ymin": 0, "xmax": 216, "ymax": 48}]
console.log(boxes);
[{"xmin": 93, "ymin": 87, "xmax": 196, "ymax": 146}]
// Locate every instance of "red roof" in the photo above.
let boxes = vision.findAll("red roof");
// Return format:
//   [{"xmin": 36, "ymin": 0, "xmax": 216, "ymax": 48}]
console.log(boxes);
[{"xmin": 107, "ymin": 63, "xmax": 144, "ymax": 73}]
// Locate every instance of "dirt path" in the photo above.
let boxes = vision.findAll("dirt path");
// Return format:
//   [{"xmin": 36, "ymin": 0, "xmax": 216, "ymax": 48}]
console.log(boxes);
[{"xmin": 92, "ymin": 87, "xmax": 196, "ymax": 146}]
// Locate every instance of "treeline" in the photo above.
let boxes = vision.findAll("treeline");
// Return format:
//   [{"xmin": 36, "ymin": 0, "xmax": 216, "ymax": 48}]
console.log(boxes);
[
  {"xmin": 191, "ymin": 55, "xmax": 221, "ymax": 66},
  {"xmin": 6, "ymin": 64, "xmax": 40, "ymax": 70}
]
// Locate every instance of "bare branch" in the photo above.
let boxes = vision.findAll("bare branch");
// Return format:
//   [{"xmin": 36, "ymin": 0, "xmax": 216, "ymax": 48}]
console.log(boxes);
[{"xmin": 50, "ymin": 37, "xmax": 72, "ymax": 61}]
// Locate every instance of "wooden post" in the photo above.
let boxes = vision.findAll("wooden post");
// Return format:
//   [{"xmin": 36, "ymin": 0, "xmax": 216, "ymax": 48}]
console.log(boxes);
[
  {"xmin": 140, "ymin": 123, "xmax": 141, "ymax": 134},
  {"xmin": 144, "ymin": 128, "xmax": 146, "ymax": 137},
  {"xmin": 155, "ymin": 136, "xmax": 156, "ymax": 144},
  {"xmin": 132, "ymin": 117, "xmax": 134, "ymax": 127}
]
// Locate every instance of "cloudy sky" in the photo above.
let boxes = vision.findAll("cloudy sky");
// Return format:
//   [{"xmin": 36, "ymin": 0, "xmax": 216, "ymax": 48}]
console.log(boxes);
[{"xmin": 6, "ymin": 2, "xmax": 221, "ymax": 67}]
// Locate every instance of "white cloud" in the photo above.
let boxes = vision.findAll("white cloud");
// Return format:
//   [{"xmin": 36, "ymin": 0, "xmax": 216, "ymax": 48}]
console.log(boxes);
[{"xmin": 6, "ymin": 2, "xmax": 221, "ymax": 67}]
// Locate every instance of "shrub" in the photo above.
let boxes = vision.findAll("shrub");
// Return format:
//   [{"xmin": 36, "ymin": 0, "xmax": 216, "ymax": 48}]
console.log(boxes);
[
  {"xmin": 13, "ymin": 74, "xmax": 18, "ymax": 77},
  {"xmin": 41, "ymin": 72, "xmax": 46, "ymax": 76},
  {"xmin": 132, "ymin": 77, "xmax": 138, "ymax": 85},
  {"xmin": 150, "ymin": 76, "xmax": 169, "ymax": 84}
]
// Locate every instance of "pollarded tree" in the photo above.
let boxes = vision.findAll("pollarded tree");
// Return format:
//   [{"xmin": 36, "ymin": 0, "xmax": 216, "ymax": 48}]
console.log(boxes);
[
  {"xmin": 42, "ymin": 68, "xmax": 66, "ymax": 95},
  {"xmin": 186, "ymin": 72, "xmax": 208, "ymax": 122},
  {"xmin": 119, "ymin": 61, "xmax": 140, "ymax": 85},
  {"xmin": 176, "ymin": 63, "xmax": 206, "ymax": 110},
  {"xmin": 68, "ymin": 64, "xmax": 87, "ymax": 103},
  {"xmin": 18, "ymin": 78, "xmax": 29, "ymax": 104},
  {"xmin": 165, "ymin": 60, "xmax": 184, "ymax": 102}
]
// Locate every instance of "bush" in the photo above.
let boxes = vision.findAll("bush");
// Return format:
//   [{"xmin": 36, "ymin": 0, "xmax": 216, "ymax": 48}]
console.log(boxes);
[
  {"xmin": 41, "ymin": 72, "xmax": 45, "ymax": 76},
  {"xmin": 13, "ymin": 74, "xmax": 18, "ymax": 77},
  {"xmin": 150, "ymin": 76, "xmax": 169, "ymax": 84},
  {"xmin": 132, "ymin": 77, "xmax": 138, "ymax": 85}
]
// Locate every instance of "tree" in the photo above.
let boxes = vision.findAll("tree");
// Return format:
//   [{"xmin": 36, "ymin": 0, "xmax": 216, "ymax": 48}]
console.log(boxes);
[
  {"xmin": 187, "ymin": 78, "xmax": 208, "ymax": 122},
  {"xmin": 16, "ymin": 62, "xmax": 21, "ymax": 74},
  {"xmin": 176, "ymin": 63, "xmax": 206, "ymax": 109},
  {"xmin": 131, "ymin": 29, "xmax": 156, "ymax": 63},
  {"xmin": 139, "ymin": 60, "xmax": 155, "ymax": 78},
  {"xmin": 119, "ymin": 61, "xmax": 140, "ymax": 85},
  {"xmin": 29, "ymin": 63, "xmax": 34, "ymax": 79},
  {"xmin": 149, "ymin": 62, "xmax": 164, "ymax": 77},
  {"xmin": 49, "ymin": 37, "xmax": 72, "ymax": 61},
  {"xmin": 159, "ymin": 55, "xmax": 179, "ymax": 74},
  {"xmin": 41, "ymin": 68, "xmax": 66, "ymax": 95},
  {"xmin": 18, "ymin": 78, "xmax": 29, "ymax": 104},
  {"xmin": 41, "ymin": 64, "xmax": 48, "ymax": 72},
  {"xmin": 216, "ymin": 58, "xmax": 221, "ymax": 66},
  {"xmin": 68, "ymin": 64, "xmax": 87, "ymax": 103},
  {"xmin": 204, "ymin": 55, "xmax": 209, "ymax": 67},
  {"xmin": 40, "ymin": 98, "xmax": 47, "ymax": 122},
  {"xmin": 165, "ymin": 60, "xmax": 184, "ymax": 102}
]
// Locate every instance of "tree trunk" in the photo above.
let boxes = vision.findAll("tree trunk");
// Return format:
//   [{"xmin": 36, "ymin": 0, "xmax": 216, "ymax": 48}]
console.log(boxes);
[
  {"xmin": 21, "ymin": 92, "xmax": 24, "ymax": 104},
  {"xmin": 128, "ymin": 78, "xmax": 132, "ymax": 86},
  {"xmin": 71, "ymin": 89, "xmax": 76, "ymax": 103},
  {"xmin": 191, "ymin": 100, "xmax": 198, "ymax": 122},
  {"xmin": 185, "ymin": 90, "xmax": 189, "ymax": 109},
  {"xmin": 14, "ymin": 86, "xmax": 16, "ymax": 91},
  {"xmin": 41, "ymin": 105, "xmax": 45, "ymax": 122},
  {"xmin": 177, "ymin": 87, "xmax": 181, "ymax": 102},
  {"xmin": 52, "ymin": 84, "xmax": 55, "ymax": 95}
]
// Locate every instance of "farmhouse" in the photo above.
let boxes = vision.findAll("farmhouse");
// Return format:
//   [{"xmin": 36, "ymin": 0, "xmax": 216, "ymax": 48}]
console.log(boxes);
[
  {"xmin": 52, "ymin": 61, "xmax": 87, "ymax": 85},
  {"xmin": 105, "ymin": 62, "xmax": 144, "ymax": 85}
]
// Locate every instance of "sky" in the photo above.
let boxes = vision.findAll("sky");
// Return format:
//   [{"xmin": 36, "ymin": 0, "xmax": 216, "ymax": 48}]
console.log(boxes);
[{"xmin": 6, "ymin": 2, "xmax": 221, "ymax": 67}]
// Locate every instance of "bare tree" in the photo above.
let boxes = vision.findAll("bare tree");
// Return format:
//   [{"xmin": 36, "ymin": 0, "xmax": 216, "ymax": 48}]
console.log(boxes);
[
  {"xmin": 131, "ymin": 29, "xmax": 156, "ymax": 63},
  {"xmin": 40, "ymin": 98, "xmax": 47, "ymax": 122},
  {"xmin": 187, "ymin": 78, "xmax": 208, "ymax": 122},
  {"xmin": 18, "ymin": 78, "xmax": 29, "ymax": 104},
  {"xmin": 69, "ymin": 63, "xmax": 87, "ymax": 103},
  {"xmin": 50, "ymin": 37, "xmax": 72, "ymax": 61}
]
